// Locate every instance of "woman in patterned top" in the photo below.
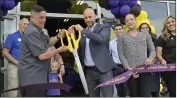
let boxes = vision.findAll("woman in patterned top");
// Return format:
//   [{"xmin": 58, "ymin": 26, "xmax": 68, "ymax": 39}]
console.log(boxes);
[
  {"xmin": 118, "ymin": 14, "xmax": 155, "ymax": 97},
  {"xmin": 156, "ymin": 16, "xmax": 176, "ymax": 97},
  {"xmin": 139, "ymin": 23, "xmax": 160, "ymax": 97}
]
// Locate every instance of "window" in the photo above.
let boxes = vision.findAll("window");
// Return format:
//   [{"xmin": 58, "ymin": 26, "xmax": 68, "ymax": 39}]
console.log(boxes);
[
  {"xmin": 141, "ymin": 1, "xmax": 168, "ymax": 36},
  {"xmin": 169, "ymin": 3, "xmax": 176, "ymax": 16}
]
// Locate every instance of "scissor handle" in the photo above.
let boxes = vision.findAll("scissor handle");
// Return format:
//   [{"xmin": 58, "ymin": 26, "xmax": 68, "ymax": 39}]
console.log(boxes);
[
  {"xmin": 60, "ymin": 30, "xmax": 73, "ymax": 52},
  {"xmin": 60, "ymin": 28, "xmax": 81, "ymax": 52},
  {"xmin": 70, "ymin": 30, "xmax": 81, "ymax": 49}
]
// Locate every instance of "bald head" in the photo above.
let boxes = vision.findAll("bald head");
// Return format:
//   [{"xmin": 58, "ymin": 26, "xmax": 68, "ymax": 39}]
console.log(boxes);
[
  {"xmin": 19, "ymin": 18, "xmax": 29, "ymax": 25},
  {"xmin": 83, "ymin": 8, "xmax": 96, "ymax": 27},
  {"xmin": 19, "ymin": 18, "xmax": 29, "ymax": 33},
  {"xmin": 83, "ymin": 8, "xmax": 95, "ymax": 16}
]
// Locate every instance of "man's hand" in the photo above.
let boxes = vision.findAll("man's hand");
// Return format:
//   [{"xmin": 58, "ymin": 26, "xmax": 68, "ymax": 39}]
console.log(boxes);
[
  {"xmin": 145, "ymin": 58, "xmax": 153, "ymax": 66},
  {"xmin": 74, "ymin": 24, "xmax": 83, "ymax": 32},
  {"xmin": 56, "ymin": 46, "xmax": 68, "ymax": 53},
  {"xmin": 15, "ymin": 61, "xmax": 19, "ymax": 65},
  {"xmin": 57, "ymin": 29, "xmax": 65, "ymax": 38},
  {"xmin": 68, "ymin": 26, "xmax": 75, "ymax": 35}
]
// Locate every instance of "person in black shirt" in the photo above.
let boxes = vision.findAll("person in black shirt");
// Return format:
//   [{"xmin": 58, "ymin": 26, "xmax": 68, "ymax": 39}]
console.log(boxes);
[
  {"xmin": 139, "ymin": 23, "xmax": 160, "ymax": 97},
  {"xmin": 156, "ymin": 16, "xmax": 176, "ymax": 97}
]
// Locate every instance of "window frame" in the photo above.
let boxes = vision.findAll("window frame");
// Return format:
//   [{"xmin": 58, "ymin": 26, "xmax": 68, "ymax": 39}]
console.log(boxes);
[{"xmin": 157, "ymin": 0, "xmax": 176, "ymax": 16}]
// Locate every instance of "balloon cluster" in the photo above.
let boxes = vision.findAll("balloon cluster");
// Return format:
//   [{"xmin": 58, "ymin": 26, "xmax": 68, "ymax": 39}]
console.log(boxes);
[
  {"xmin": 98, "ymin": 0, "xmax": 156, "ymax": 34},
  {"xmin": 135, "ymin": 10, "xmax": 156, "ymax": 34},
  {"xmin": 98, "ymin": 0, "xmax": 139, "ymax": 24},
  {"xmin": 0, "ymin": 0, "xmax": 24, "ymax": 17}
]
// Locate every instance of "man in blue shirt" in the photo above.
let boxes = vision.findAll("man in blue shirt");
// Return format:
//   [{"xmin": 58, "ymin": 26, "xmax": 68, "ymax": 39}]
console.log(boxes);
[
  {"xmin": 109, "ymin": 24, "xmax": 127, "ymax": 97},
  {"xmin": 2, "ymin": 18, "xmax": 29, "ymax": 97}
]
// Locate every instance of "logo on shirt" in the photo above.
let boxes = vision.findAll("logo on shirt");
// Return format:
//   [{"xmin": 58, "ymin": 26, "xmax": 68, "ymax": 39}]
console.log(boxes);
[{"xmin": 18, "ymin": 38, "xmax": 21, "ymax": 42}]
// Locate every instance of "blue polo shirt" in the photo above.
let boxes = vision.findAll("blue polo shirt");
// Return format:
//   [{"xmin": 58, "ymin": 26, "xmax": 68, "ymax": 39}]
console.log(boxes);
[{"xmin": 3, "ymin": 31, "xmax": 22, "ymax": 61}]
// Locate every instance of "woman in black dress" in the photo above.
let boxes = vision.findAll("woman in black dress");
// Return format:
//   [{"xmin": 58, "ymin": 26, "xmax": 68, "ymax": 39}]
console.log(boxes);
[{"xmin": 139, "ymin": 23, "xmax": 160, "ymax": 97}]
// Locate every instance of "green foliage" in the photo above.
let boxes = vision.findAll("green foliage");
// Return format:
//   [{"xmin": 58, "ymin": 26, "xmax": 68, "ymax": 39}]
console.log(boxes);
[
  {"xmin": 21, "ymin": 0, "xmax": 37, "ymax": 11},
  {"xmin": 68, "ymin": 1, "xmax": 89, "ymax": 14}
]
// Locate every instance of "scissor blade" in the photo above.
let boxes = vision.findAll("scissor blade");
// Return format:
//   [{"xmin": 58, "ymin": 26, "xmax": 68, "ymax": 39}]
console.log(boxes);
[{"xmin": 72, "ymin": 49, "xmax": 89, "ymax": 94}]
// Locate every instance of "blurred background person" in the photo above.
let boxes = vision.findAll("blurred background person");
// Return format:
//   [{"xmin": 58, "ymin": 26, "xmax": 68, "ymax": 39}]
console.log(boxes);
[
  {"xmin": 43, "ymin": 28, "xmax": 65, "ymax": 75},
  {"xmin": 109, "ymin": 23, "xmax": 127, "ymax": 97},
  {"xmin": 156, "ymin": 16, "xmax": 176, "ymax": 97},
  {"xmin": 2, "ymin": 18, "xmax": 29, "ymax": 97},
  {"xmin": 139, "ymin": 22, "xmax": 160, "ymax": 97},
  {"xmin": 46, "ymin": 60, "xmax": 63, "ymax": 97}
]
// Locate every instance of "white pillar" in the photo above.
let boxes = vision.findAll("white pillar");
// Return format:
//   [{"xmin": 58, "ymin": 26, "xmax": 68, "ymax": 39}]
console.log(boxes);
[
  {"xmin": 166, "ymin": 1, "xmax": 170, "ymax": 16},
  {"xmin": 1, "ymin": 3, "xmax": 21, "ymax": 97},
  {"xmin": 96, "ymin": 3, "xmax": 103, "ymax": 24}
]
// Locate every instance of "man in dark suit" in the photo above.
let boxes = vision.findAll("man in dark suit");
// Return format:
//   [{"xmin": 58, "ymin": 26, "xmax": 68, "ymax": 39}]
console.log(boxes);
[{"xmin": 69, "ymin": 8, "xmax": 116, "ymax": 97}]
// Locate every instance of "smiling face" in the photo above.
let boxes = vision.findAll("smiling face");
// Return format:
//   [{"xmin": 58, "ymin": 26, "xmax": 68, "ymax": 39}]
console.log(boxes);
[
  {"xmin": 166, "ymin": 17, "xmax": 176, "ymax": 33},
  {"xmin": 114, "ymin": 25, "xmax": 123, "ymax": 37},
  {"xmin": 31, "ymin": 11, "xmax": 46, "ymax": 29},
  {"xmin": 125, "ymin": 14, "xmax": 137, "ymax": 30},
  {"xmin": 19, "ymin": 18, "xmax": 29, "ymax": 33},
  {"xmin": 140, "ymin": 23, "xmax": 150, "ymax": 33},
  {"xmin": 83, "ymin": 8, "xmax": 96, "ymax": 27}
]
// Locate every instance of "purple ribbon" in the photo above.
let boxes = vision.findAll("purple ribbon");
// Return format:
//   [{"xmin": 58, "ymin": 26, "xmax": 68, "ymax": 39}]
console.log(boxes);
[
  {"xmin": 96, "ymin": 64, "xmax": 176, "ymax": 88},
  {"xmin": 2, "ymin": 83, "xmax": 71, "ymax": 93}
]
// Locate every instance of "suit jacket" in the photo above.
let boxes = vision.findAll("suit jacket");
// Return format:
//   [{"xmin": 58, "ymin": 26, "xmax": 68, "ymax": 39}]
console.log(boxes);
[{"xmin": 78, "ymin": 23, "xmax": 116, "ymax": 73}]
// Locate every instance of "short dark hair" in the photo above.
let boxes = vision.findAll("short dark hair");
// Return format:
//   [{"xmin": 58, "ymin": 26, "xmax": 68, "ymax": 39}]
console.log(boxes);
[
  {"xmin": 31, "ymin": 5, "xmax": 46, "ymax": 13},
  {"xmin": 114, "ymin": 23, "xmax": 123, "ymax": 30},
  {"xmin": 125, "ymin": 13, "xmax": 136, "ymax": 20},
  {"xmin": 139, "ymin": 23, "xmax": 151, "ymax": 33}
]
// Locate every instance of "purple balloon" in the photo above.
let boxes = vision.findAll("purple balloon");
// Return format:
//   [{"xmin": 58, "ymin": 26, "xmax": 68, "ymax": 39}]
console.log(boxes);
[
  {"xmin": 109, "ymin": 0, "xmax": 119, "ymax": 8},
  {"xmin": 15, "ymin": 1, "xmax": 18, "ymax": 6},
  {"xmin": 119, "ymin": 0, "xmax": 131, "ymax": 6},
  {"xmin": 128, "ymin": 0, "xmax": 137, "ymax": 8},
  {"xmin": 2, "ymin": 9, "xmax": 7, "ymax": 16},
  {"xmin": 111, "ymin": 6, "xmax": 120, "ymax": 16},
  {"xmin": 120, "ymin": 5, "xmax": 130, "ymax": 16},
  {"xmin": 0, "ymin": 0, "xmax": 3, "ymax": 8},
  {"xmin": 2, "ymin": 0, "xmax": 15, "ymax": 10}
]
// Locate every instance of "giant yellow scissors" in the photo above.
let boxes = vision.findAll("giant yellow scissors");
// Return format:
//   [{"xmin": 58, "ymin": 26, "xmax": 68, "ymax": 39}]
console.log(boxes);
[{"xmin": 60, "ymin": 27, "xmax": 89, "ymax": 94}]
